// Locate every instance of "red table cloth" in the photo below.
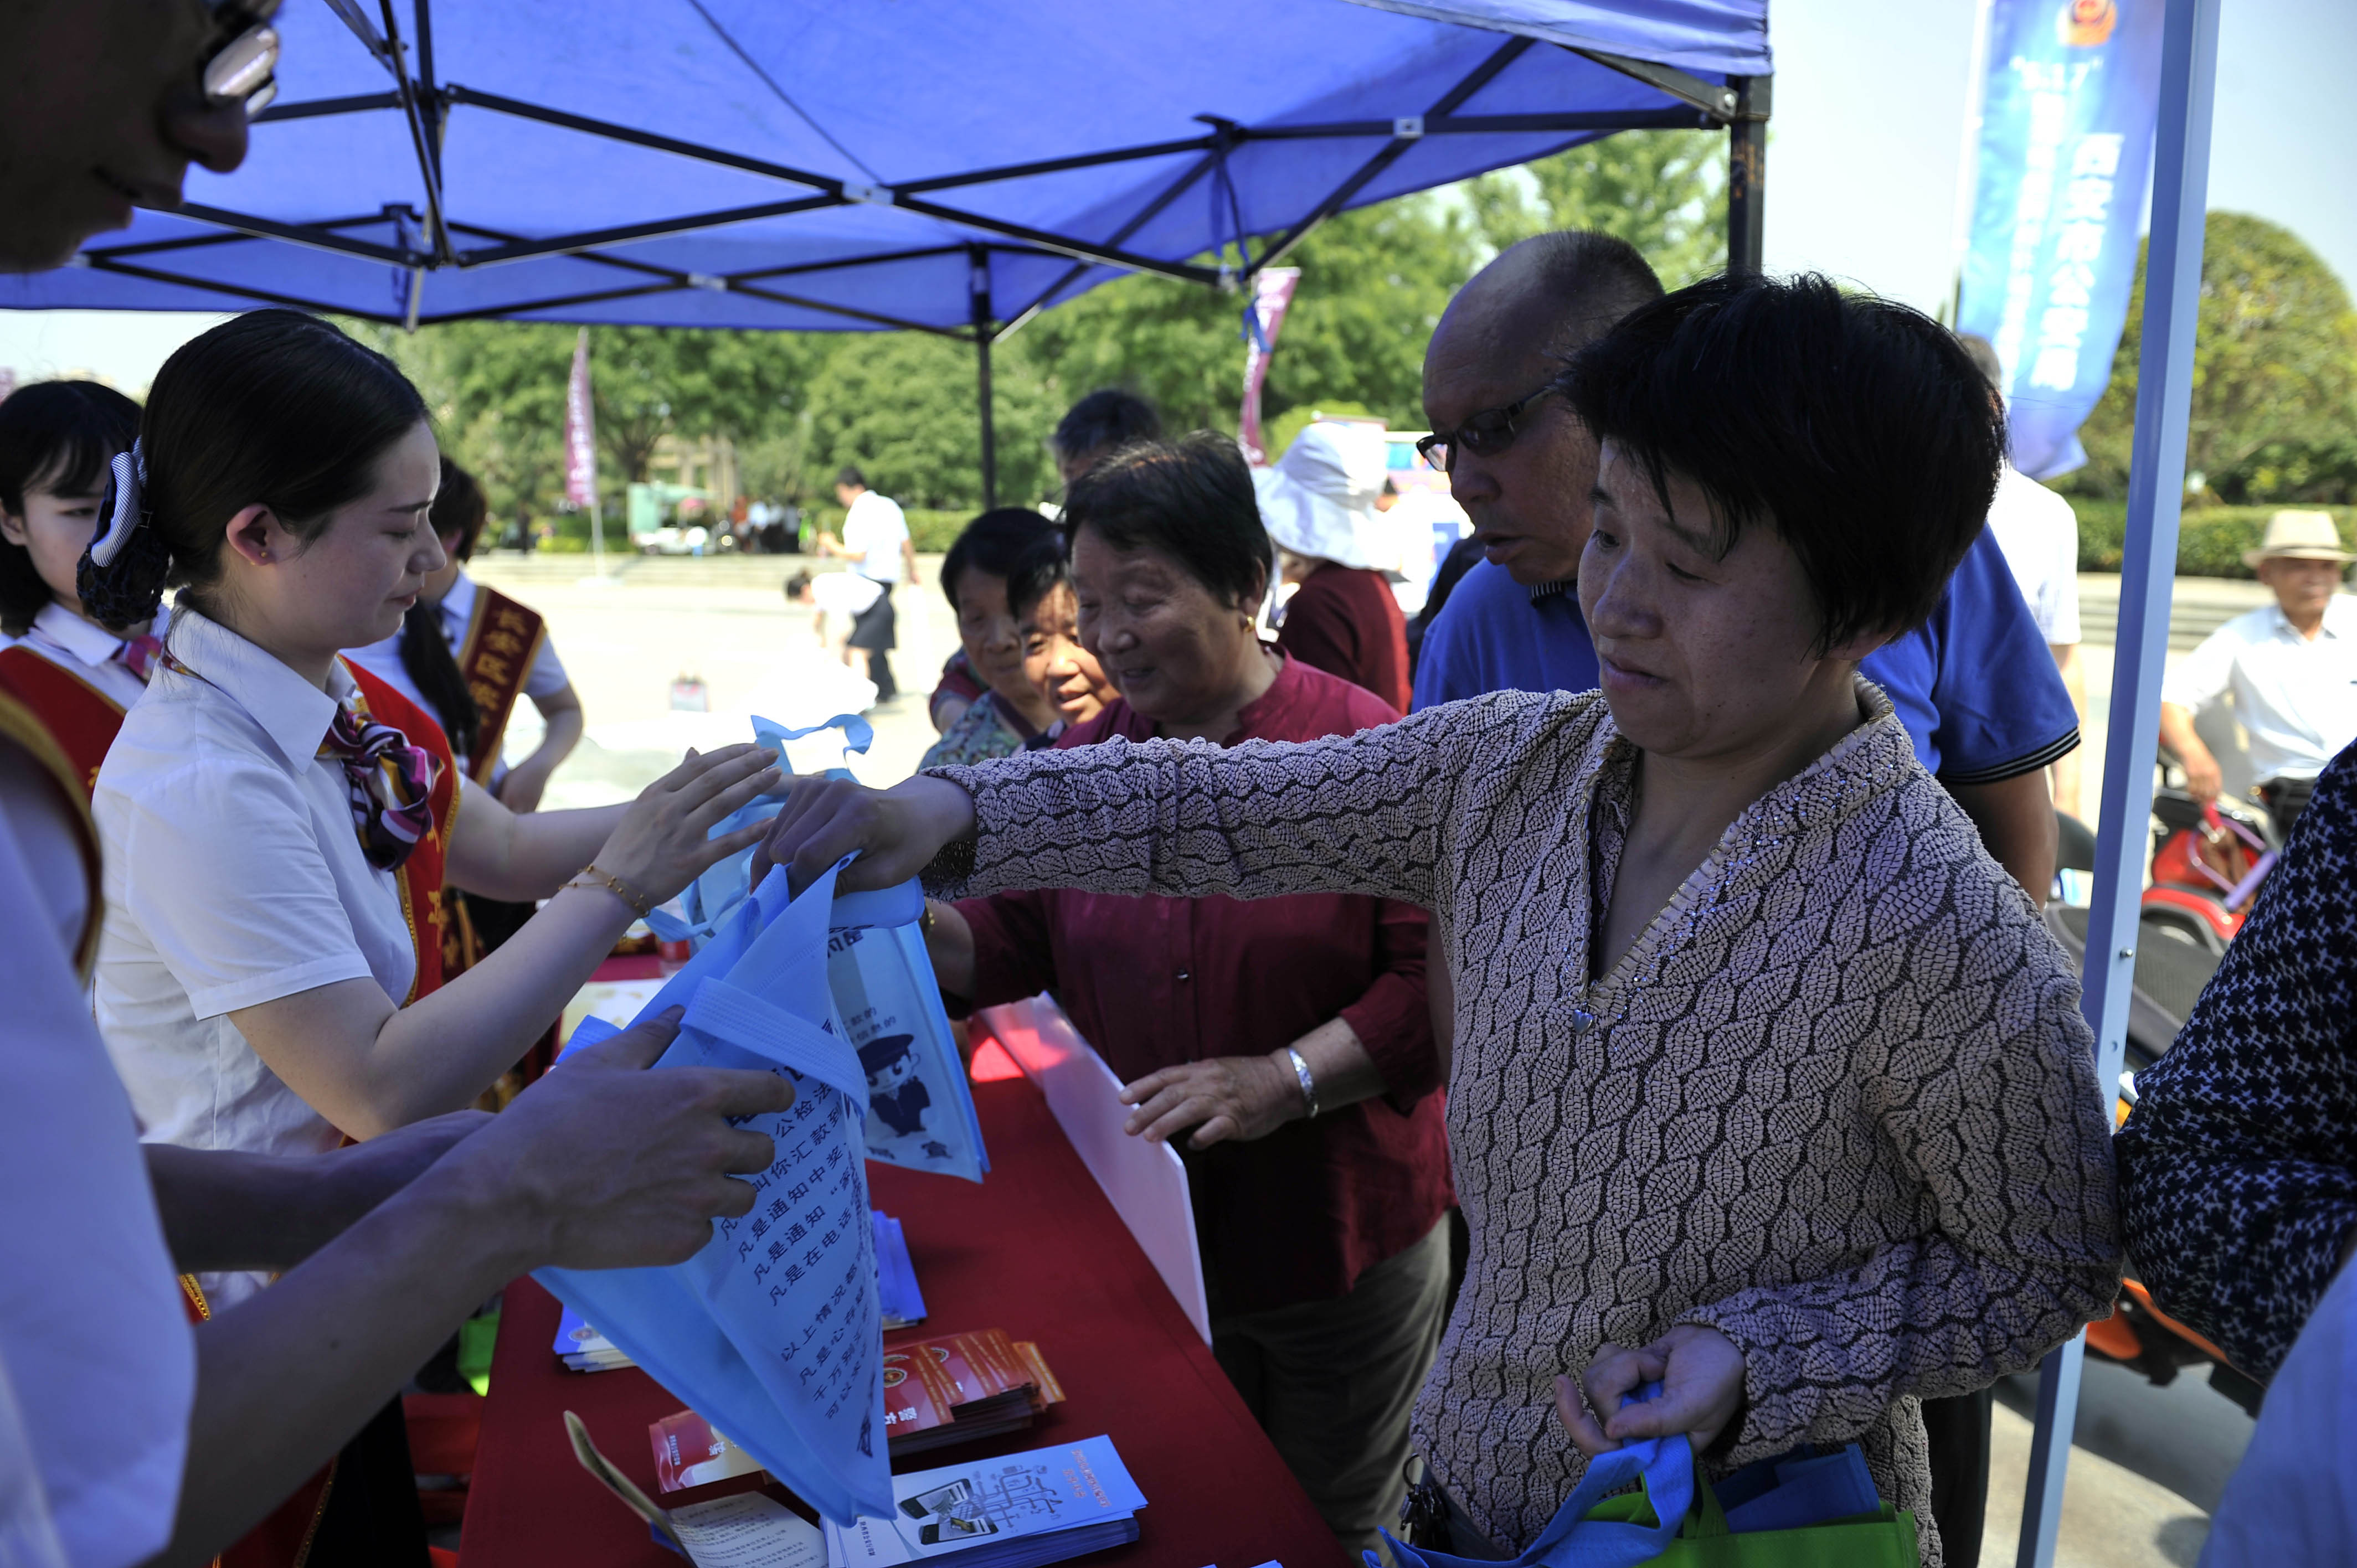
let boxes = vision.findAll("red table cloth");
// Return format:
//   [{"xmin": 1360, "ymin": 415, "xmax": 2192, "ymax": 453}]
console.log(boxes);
[{"xmin": 459, "ymin": 1074, "xmax": 1347, "ymax": 1568}]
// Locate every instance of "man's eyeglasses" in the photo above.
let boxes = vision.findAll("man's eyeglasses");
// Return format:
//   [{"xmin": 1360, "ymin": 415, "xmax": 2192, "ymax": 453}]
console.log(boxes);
[
  {"xmin": 1414, "ymin": 382, "xmax": 1562, "ymax": 474},
  {"xmin": 202, "ymin": 0, "xmax": 284, "ymax": 118}
]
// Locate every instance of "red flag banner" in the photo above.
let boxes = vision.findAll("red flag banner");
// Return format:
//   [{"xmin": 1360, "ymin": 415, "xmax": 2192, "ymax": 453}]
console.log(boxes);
[
  {"xmin": 563, "ymin": 327, "xmax": 596, "ymax": 509},
  {"xmin": 1238, "ymin": 267, "xmax": 1300, "ymax": 465}
]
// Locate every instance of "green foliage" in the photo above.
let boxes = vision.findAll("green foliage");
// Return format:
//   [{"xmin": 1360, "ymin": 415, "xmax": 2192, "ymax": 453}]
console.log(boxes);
[
  {"xmin": 2065, "ymin": 496, "xmax": 2356, "ymax": 578},
  {"xmin": 1263, "ymin": 400, "xmax": 1378, "ymax": 461},
  {"xmin": 802, "ymin": 333, "xmax": 1061, "ymax": 509},
  {"xmin": 1469, "ymin": 130, "xmax": 1728, "ymax": 288},
  {"xmin": 2068, "ymin": 213, "xmax": 2357, "ymax": 505}
]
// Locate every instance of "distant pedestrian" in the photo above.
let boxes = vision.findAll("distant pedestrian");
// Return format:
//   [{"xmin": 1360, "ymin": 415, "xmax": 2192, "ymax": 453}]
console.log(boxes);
[
  {"xmin": 1258, "ymin": 421, "xmax": 1412, "ymax": 713},
  {"xmin": 814, "ymin": 466, "xmax": 916, "ymax": 703}
]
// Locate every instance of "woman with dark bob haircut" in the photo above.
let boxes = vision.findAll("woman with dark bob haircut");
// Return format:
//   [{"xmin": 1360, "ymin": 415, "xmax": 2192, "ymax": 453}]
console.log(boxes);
[
  {"xmin": 756, "ymin": 277, "xmax": 2122, "ymax": 1565},
  {"xmin": 908, "ymin": 432, "xmax": 1452, "ymax": 1554}
]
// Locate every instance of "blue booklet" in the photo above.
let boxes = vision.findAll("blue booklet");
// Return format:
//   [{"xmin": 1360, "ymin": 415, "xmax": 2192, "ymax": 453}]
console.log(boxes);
[{"xmin": 824, "ymin": 1435, "xmax": 1146, "ymax": 1567}]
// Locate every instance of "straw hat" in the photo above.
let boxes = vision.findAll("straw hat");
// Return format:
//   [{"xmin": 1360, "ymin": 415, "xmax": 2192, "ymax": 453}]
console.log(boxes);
[
  {"xmin": 2243, "ymin": 509, "xmax": 2354, "ymax": 568},
  {"xmin": 1252, "ymin": 421, "xmax": 1391, "ymax": 571}
]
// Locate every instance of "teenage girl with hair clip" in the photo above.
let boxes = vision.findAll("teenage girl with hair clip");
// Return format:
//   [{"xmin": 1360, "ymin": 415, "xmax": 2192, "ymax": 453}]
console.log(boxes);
[
  {"xmin": 0, "ymin": 380, "xmax": 166, "ymax": 802},
  {"xmin": 85, "ymin": 311, "xmax": 783, "ymax": 1301}
]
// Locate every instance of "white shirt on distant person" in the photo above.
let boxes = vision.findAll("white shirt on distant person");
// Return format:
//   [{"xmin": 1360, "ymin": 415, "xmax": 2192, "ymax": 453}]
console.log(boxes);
[
  {"xmin": 96, "ymin": 610, "xmax": 419, "ymax": 1301},
  {"xmin": 2163, "ymin": 592, "xmax": 2357, "ymax": 785},
  {"xmin": 1984, "ymin": 463, "xmax": 2082, "ymax": 648},
  {"xmin": 0, "ymin": 755, "xmax": 193, "ymax": 1568},
  {"xmin": 840, "ymin": 491, "xmax": 909, "ymax": 585}
]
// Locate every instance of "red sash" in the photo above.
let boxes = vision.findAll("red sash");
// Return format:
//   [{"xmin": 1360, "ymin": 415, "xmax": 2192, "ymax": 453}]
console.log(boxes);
[
  {"xmin": 0, "ymin": 647, "xmax": 116, "ymax": 974},
  {"xmin": 343, "ymin": 659, "xmax": 462, "ymax": 1004},
  {"xmin": 176, "ymin": 668, "xmax": 461, "ymax": 1567},
  {"xmin": 452, "ymin": 586, "xmax": 547, "ymax": 787}
]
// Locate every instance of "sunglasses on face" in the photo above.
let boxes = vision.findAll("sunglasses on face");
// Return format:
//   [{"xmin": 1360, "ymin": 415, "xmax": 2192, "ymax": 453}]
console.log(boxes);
[
  {"xmin": 1414, "ymin": 382, "xmax": 1562, "ymax": 474},
  {"xmin": 202, "ymin": 0, "xmax": 284, "ymax": 118}
]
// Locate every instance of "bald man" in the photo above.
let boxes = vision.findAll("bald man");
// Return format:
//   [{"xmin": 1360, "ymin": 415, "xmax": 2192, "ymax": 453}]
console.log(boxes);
[{"xmin": 1409, "ymin": 233, "xmax": 2080, "ymax": 1568}]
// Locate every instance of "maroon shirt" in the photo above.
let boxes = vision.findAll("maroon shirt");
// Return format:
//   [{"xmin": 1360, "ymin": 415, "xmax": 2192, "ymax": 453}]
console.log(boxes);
[
  {"xmin": 956, "ymin": 656, "xmax": 1450, "ymax": 1316},
  {"xmin": 1276, "ymin": 563, "xmax": 1411, "ymax": 715}
]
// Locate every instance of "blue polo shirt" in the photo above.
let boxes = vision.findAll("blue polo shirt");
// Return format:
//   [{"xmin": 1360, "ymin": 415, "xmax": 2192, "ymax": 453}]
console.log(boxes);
[{"xmin": 1412, "ymin": 529, "xmax": 2079, "ymax": 783}]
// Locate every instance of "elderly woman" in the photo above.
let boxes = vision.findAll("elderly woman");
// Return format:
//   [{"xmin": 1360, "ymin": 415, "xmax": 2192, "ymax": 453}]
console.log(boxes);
[
  {"xmin": 920, "ymin": 508, "xmax": 1063, "ymax": 768},
  {"xmin": 760, "ymin": 277, "xmax": 2119, "ymax": 1566},
  {"xmin": 920, "ymin": 434, "xmax": 1449, "ymax": 1555},
  {"xmin": 1008, "ymin": 530, "xmax": 1119, "ymax": 732}
]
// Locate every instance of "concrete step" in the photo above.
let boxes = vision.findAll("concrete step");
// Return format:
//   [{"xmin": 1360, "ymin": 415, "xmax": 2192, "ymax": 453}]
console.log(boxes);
[{"xmin": 2076, "ymin": 575, "xmax": 2273, "ymax": 652}]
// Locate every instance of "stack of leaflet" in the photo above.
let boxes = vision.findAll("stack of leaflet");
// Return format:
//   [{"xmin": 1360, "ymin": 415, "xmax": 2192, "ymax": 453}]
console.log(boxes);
[
  {"xmin": 652, "ymin": 1329, "xmax": 1067, "ymax": 1491},
  {"xmin": 874, "ymin": 1212, "xmax": 925, "ymax": 1329},
  {"xmin": 825, "ymin": 1436, "xmax": 1144, "ymax": 1567},
  {"xmin": 553, "ymin": 1307, "xmax": 634, "ymax": 1373},
  {"xmin": 882, "ymin": 1330, "xmax": 1064, "ymax": 1458}
]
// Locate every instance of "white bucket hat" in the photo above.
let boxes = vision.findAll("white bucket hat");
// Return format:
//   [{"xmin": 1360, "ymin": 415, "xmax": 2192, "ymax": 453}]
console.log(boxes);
[
  {"xmin": 2242, "ymin": 509, "xmax": 2354, "ymax": 569},
  {"xmin": 1252, "ymin": 421, "xmax": 1391, "ymax": 571}
]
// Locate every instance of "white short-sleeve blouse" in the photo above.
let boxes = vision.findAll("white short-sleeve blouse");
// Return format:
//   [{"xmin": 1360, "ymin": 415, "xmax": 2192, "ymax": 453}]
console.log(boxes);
[
  {"xmin": 0, "ymin": 757, "xmax": 193, "ymax": 1568},
  {"xmin": 94, "ymin": 608, "xmax": 419, "ymax": 1175}
]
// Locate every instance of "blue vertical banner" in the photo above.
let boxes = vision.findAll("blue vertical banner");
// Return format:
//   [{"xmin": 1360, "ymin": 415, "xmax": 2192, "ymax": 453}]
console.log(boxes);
[{"xmin": 1957, "ymin": 0, "xmax": 2165, "ymax": 479}]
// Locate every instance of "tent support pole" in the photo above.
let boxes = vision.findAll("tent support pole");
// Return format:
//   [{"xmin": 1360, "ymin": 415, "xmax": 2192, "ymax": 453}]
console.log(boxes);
[
  {"xmin": 971, "ymin": 246, "xmax": 998, "ymax": 511},
  {"xmin": 1725, "ymin": 75, "xmax": 1769, "ymax": 275},
  {"xmin": 2016, "ymin": 1, "xmax": 2219, "ymax": 1562}
]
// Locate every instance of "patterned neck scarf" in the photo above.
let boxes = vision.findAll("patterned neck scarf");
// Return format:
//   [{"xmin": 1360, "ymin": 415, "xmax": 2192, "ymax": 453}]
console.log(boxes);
[
  {"xmin": 114, "ymin": 633, "xmax": 163, "ymax": 684},
  {"xmin": 317, "ymin": 701, "xmax": 440, "ymax": 871}
]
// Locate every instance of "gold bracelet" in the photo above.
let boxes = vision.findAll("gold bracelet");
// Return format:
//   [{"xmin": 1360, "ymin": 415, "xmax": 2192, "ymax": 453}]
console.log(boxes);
[{"xmin": 575, "ymin": 863, "xmax": 655, "ymax": 919}]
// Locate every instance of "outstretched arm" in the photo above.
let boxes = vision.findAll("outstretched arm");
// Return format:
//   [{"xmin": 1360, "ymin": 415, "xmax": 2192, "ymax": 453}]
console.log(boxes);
[
  {"xmin": 212, "ymin": 746, "xmax": 780, "ymax": 1138},
  {"xmin": 756, "ymin": 692, "xmax": 1583, "ymax": 911}
]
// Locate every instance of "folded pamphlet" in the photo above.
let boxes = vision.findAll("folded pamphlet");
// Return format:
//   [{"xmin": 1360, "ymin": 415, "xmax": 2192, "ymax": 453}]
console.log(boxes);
[
  {"xmin": 539, "ymin": 858, "xmax": 893, "ymax": 1524},
  {"xmin": 649, "ymin": 713, "xmax": 988, "ymax": 1185},
  {"xmin": 825, "ymin": 1436, "xmax": 1144, "ymax": 1567},
  {"xmin": 568, "ymin": 1411, "xmax": 826, "ymax": 1567}
]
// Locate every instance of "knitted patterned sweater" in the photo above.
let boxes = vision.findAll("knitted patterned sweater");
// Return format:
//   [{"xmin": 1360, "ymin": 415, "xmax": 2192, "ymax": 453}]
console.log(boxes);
[{"xmin": 929, "ymin": 684, "xmax": 2121, "ymax": 1562}]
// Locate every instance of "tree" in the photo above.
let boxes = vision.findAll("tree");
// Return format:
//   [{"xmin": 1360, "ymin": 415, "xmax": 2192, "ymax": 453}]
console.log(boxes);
[
  {"xmin": 1469, "ymin": 130, "xmax": 1728, "ymax": 288},
  {"xmin": 2070, "ymin": 212, "xmax": 2357, "ymax": 504},
  {"xmin": 805, "ymin": 332, "xmax": 1061, "ymax": 509}
]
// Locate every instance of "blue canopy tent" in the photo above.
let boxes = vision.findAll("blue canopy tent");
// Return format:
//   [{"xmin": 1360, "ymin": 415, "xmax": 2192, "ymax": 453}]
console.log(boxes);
[{"xmin": 0, "ymin": 0, "xmax": 1770, "ymax": 505}]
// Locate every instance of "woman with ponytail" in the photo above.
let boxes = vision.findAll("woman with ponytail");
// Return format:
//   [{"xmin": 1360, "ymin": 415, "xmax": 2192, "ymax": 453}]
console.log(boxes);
[{"xmin": 87, "ymin": 311, "xmax": 782, "ymax": 1286}]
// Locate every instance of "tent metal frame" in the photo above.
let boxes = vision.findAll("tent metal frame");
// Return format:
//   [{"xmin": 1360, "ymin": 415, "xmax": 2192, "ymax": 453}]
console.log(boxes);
[
  {"xmin": 2019, "ymin": 0, "xmax": 2219, "ymax": 1558},
  {"xmin": 75, "ymin": 13, "xmax": 1772, "ymax": 505}
]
